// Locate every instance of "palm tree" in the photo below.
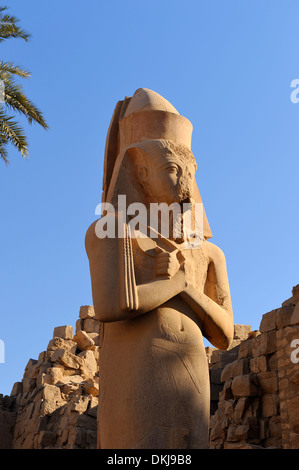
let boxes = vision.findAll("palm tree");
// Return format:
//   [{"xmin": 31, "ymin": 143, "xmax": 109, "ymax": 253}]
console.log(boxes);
[{"xmin": 0, "ymin": 6, "xmax": 48, "ymax": 164}]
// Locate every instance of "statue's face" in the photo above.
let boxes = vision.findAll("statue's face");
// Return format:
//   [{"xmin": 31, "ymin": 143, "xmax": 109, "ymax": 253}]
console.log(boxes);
[{"xmin": 139, "ymin": 152, "xmax": 196, "ymax": 206}]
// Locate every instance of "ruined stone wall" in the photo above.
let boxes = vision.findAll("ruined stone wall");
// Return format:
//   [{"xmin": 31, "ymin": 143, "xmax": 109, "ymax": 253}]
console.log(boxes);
[
  {"xmin": 7, "ymin": 306, "xmax": 100, "ymax": 449},
  {"xmin": 209, "ymin": 285, "xmax": 299, "ymax": 449},
  {"xmin": 0, "ymin": 285, "xmax": 298, "ymax": 449}
]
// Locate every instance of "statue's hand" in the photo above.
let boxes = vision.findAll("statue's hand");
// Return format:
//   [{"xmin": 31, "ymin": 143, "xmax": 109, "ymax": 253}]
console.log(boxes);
[{"xmin": 154, "ymin": 247, "xmax": 184, "ymax": 280}]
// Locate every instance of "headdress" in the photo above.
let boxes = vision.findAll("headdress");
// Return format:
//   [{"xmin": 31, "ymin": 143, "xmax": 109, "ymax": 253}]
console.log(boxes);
[{"xmin": 101, "ymin": 88, "xmax": 212, "ymax": 239}]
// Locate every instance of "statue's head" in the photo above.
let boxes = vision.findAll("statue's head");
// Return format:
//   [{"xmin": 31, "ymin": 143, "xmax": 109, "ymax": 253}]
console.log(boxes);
[
  {"xmin": 129, "ymin": 139, "xmax": 197, "ymax": 207},
  {"xmin": 102, "ymin": 88, "xmax": 212, "ymax": 240}
]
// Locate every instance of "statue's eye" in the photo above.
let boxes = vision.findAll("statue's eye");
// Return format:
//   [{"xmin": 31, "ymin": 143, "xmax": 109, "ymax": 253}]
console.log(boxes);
[{"xmin": 166, "ymin": 165, "xmax": 179, "ymax": 174}]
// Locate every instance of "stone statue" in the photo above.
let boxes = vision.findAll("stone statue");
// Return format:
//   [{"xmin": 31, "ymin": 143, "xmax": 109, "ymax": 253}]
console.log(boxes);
[{"xmin": 85, "ymin": 88, "xmax": 234, "ymax": 449}]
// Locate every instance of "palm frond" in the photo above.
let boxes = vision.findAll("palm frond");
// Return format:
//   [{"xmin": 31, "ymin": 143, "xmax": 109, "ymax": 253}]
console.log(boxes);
[
  {"xmin": 0, "ymin": 108, "xmax": 28, "ymax": 158},
  {"xmin": 0, "ymin": 8, "xmax": 31, "ymax": 42},
  {"xmin": 0, "ymin": 61, "xmax": 30, "ymax": 79},
  {"xmin": 0, "ymin": 132, "xmax": 9, "ymax": 163},
  {"xmin": 1, "ymin": 75, "xmax": 48, "ymax": 129}
]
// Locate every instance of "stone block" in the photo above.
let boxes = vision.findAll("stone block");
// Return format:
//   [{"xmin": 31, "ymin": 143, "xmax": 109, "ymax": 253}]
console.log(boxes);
[
  {"xmin": 252, "ymin": 331, "xmax": 276, "ymax": 357},
  {"xmin": 83, "ymin": 318, "xmax": 100, "ymax": 334},
  {"xmin": 0, "ymin": 409, "xmax": 16, "ymax": 449},
  {"xmin": 79, "ymin": 350, "xmax": 98, "ymax": 379},
  {"xmin": 292, "ymin": 284, "xmax": 299, "ymax": 303},
  {"xmin": 290, "ymin": 371, "xmax": 299, "ymax": 386},
  {"xmin": 268, "ymin": 416, "xmax": 281, "ymax": 438},
  {"xmin": 227, "ymin": 424, "xmax": 238, "ymax": 442},
  {"xmin": 53, "ymin": 325, "xmax": 73, "ymax": 340},
  {"xmin": 290, "ymin": 304, "xmax": 299, "ymax": 326},
  {"xmin": 261, "ymin": 394, "xmax": 279, "ymax": 418},
  {"xmin": 231, "ymin": 374, "xmax": 259, "ymax": 398},
  {"xmin": 51, "ymin": 349, "xmax": 84, "ymax": 370},
  {"xmin": 276, "ymin": 306, "xmax": 294, "ymax": 329},
  {"xmin": 260, "ymin": 310, "xmax": 277, "ymax": 333},
  {"xmin": 210, "ymin": 422, "xmax": 226, "ymax": 441},
  {"xmin": 10, "ymin": 382, "xmax": 22, "ymax": 397},
  {"xmin": 234, "ymin": 396, "xmax": 251, "ymax": 420},
  {"xmin": 40, "ymin": 384, "xmax": 65, "ymax": 416},
  {"xmin": 238, "ymin": 338, "xmax": 254, "ymax": 359},
  {"xmin": 234, "ymin": 324, "xmax": 251, "ymax": 340},
  {"xmin": 73, "ymin": 330, "xmax": 95, "ymax": 351},
  {"xmin": 218, "ymin": 380, "xmax": 233, "ymax": 401},
  {"xmin": 257, "ymin": 371, "xmax": 278, "ymax": 394},
  {"xmin": 47, "ymin": 337, "xmax": 77, "ymax": 354},
  {"xmin": 221, "ymin": 358, "xmax": 249, "ymax": 382},
  {"xmin": 79, "ymin": 306, "xmax": 95, "ymax": 319},
  {"xmin": 288, "ymin": 396, "xmax": 299, "ymax": 432},
  {"xmin": 75, "ymin": 318, "xmax": 83, "ymax": 333},
  {"xmin": 88, "ymin": 333, "xmax": 100, "ymax": 346},
  {"xmin": 250, "ymin": 355, "xmax": 267, "ymax": 374},
  {"xmin": 84, "ymin": 379, "xmax": 99, "ymax": 397}
]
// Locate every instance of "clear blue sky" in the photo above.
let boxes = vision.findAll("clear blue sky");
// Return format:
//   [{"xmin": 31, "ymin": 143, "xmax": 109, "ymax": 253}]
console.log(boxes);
[{"xmin": 0, "ymin": 0, "xmax": 298, "ymax": 396}]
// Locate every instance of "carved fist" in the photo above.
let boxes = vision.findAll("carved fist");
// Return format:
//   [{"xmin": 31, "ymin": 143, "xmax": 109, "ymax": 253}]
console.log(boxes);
[{"xmin": 154, "ymin": 247, "xmax": 184, "ymax": 279}]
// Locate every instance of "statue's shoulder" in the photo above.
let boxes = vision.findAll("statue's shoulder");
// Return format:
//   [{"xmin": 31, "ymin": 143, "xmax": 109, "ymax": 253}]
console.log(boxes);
[
  {"xmin": 202, "ymin": 240, "xmax": 227, "ymax": 264},
  {"xmin": 85, "ymin": 217, "xmax": 119, "ymax": 257}
]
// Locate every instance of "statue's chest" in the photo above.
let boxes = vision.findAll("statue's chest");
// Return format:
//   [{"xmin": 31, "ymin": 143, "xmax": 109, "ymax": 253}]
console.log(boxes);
[{"xmin": 132, "ymin": 236, "xmax": 209, "ymax": 291}]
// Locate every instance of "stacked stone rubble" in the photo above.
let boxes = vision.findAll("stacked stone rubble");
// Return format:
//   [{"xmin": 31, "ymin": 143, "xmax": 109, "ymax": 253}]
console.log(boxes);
[
  {"xmin": 9, "ymin": 306, "xmax": 100, "ymax": 449},
  {"xmin": 209, "ymin": 284, "xmax": 299, "ymax": 449},
  {"xmin": 0, "ymin": 395, "xmax": 16, "ymax": 449},
  {"xmin": 207, "ymin": 324, "xmax": 252, "ymax": 415}
]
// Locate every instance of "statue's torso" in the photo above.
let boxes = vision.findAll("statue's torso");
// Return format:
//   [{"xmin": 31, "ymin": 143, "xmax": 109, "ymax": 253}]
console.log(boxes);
[{"xmin": 98, "ymin": 237, "xmax": 210, "ymax": 449}]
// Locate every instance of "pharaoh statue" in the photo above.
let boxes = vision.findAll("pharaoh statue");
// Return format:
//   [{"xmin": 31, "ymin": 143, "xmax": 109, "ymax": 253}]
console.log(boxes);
[{"xmin": 85, "ymin": 88, "xmax": 234, "ymax": 449}]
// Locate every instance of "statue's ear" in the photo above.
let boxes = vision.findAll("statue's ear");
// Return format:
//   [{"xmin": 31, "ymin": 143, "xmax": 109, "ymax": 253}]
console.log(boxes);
[
  {"xmin": 137, "ymin": 166, "xmax": 148, "ymax": 183},
  {"xmin": 126, "ymin": 145, "xmax": 149, "ymax": 185}
]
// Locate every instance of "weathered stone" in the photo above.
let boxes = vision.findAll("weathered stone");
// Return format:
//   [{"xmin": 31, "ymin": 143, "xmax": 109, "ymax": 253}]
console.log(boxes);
[
  {"xmin": 83, "ymin": 318, "xmax": 100, "ymax": 334},
  {"xmin": 288, "ymin": 396, "xmax": 299, "ymax": 432},
  {"xmin": 10, "ymin": 382, "xmax": 22, "ymax": 397},
  {"xmin": 51, "ymin": 349, "xmax": 84, "ymax": 370},
  {"xmin": 47, "ymin": 337, "xmax": 77, "ymax": 353},
  {"xmin": 268, "ymin": 416, "xmax": 281, "ymax": 438},
  {"xmin": 292, "ymin": 284, "xmax": 299, "ymax": 303},
  {"xmin": 84, "ymin": 379, "xmax": 99, "ymax": 397},
  {"xmin": 79, "ymin": 305, "xmax": 96, "ymax": 319},
  {"xmin": 210, "ymin": 422, "xmax": 226, "ymax": 441},
  {"xmin": 238, "ymin": 338, "xmax": 254, "ymax": 359},
  {"xmin": 234, "ymin": 396, "xmax": 251, "ymax": 420},
  {"xmin": 73, "ymin": 330, "xmax": 95, "ymax": 351},
  {"xmin": 260, "ymin": 310, "xmax": 277, "ymax": 333},
  {"xmin": 290, "ymin": 304, "xmax": 299, "ymax": 326},
  {"xmin": 290, "ymin": 371, "xmax": 299, "ymax": 386},
  {"xmin": 71, "ymin": 395, "xmax": 90, "ymax": 413},
  {"xmin": 250, "ymin": 356, "xmax": 267, "ymax": 374},
  {"xmin": 53, "ymin": 325, "xmax": 73, "ymax": 340},
  {"xmin": 75, "ymin": 318, "xmax": 83, "ymax": 333},
  {"xmin": 40, "ymin": 384, "xmax": 64, "ymax": 416},
  {"xmin": 231, "ymin": 374, "xmax": 259, "ymax": 398},
  {"xmin": 252, "ymin": 331, "xmax": 276, "ymax": 357},
  {"xmin": 234, "ymin": 324, "xmax": 251, "ymax": 340},
  {"xmin": 221, "ymin": 358, "xmax": 249, "ymax": 382},
  {"xmin": 276, "ymin": 306, "xmax": 294, "ymax": 329},
  {"xmin": 257, "ymin": 371, "xmax": 278, "ymax": 394},
  {"xmin": 79, "ymin": 350, "xmax": 98, "ymax": 378},
  {"xmin": 218, "ymin": 380, "xmax": 233, "ymax": 401},
  {"xmin": 0, "ymin": 409, "xmax": 16, "ymax": 449},
  {"xmin": 87, "ymin": 396, "xmax": 98, "ymax": 418},
  {"xmin": 261, "ymin": 394, "xmax": 279, "ymax": 418},
  {"xmin": 88, "ymin": 332, "xmax": 100, "ymax": 346}
]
